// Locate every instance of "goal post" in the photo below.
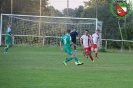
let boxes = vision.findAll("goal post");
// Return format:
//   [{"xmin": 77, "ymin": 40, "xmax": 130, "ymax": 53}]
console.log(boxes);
[
  {"xmin": 0, "ymin": 14, "xmax": 100, "ymax": 46},
  {"xmin": 0, "ymin": 14, "xmax": 3, "ymax": 46}
]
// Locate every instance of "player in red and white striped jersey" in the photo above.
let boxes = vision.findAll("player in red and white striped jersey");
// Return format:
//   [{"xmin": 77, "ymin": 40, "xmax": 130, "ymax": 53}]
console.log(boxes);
[
  {"xmin": 91, "ymin": 30, "xmax": 101, "ymax": 58},
  {"xmin": 80, "ymin": 30, "xmax": 94, "ymax": 62}
]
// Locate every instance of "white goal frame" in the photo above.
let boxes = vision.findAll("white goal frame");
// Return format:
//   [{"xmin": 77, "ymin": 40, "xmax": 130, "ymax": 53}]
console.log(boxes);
[{"xmin": 0, "ymin": 14, "xmax": 98, "ymax": 46}]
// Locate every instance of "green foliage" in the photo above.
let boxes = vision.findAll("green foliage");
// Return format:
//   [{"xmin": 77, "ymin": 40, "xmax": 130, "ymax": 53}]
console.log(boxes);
[
  {"xmin": 82, "ymin": 0, "xmax": 133, "ymax": 49},
  {"xmin": 63, "ymin": 8, "xmax": 75, "ymax": 16},
  {"xmin": 121, "ymin": 22, "xmax": 133, "ymax": 40},
  {"xmin": 73, "ymin": 6, "xmax": 84, "ymax": 17},
  {"xmin": 48, "ymin": 6, "xmax": 63, "ymax": 16},
  {"xmin": 84, "ymin": 0, "xmax": 106, "ymax": 8},
  {"xmin": 1, "ymin": 0, "xmax": 133, "ymax": 49},
  {"xmin": 120, "ymin": 22, "xmax": 133, "ymax": 49},
  {"xmin": 62, "ymin": 6, "xmax": 84, "ymax": 17},
  {"xmin": 99, "ymin": 46, "xmax": 107, "ymax": 52},
  {"xmin": 81, "ymin": 1, "xmax": 119, "ymax": 39},
  {"xmin": 0, "ymin": 0, "xmax": 51, "ymax": 15},
  {"xmin": 0, "ymin": 0, "xmax": 11, "ymax": 14}
]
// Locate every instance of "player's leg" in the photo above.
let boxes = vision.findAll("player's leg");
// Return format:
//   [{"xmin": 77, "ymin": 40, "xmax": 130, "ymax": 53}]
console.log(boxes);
[
  {"xmin": 63, "ymin": 48, "xmax": 74, "ymax": 66},
  {"xmin": 81, "ymin": 39, "xmax": 85, "ymax": 56},
  {"xmin": 73, "ymin": 40, "xmax": 76, "ymax": 51},
  {"xmin": 4, "ymin": 39, "xmax": 11, "ymax": 53},
  {"xmin": 88, "ymin": 47, "xmax": 94, "ymax": 62},
  {"xmin": 63, "ymin": 48, "xmax": 83, "ymax": 66},
  {"xmin": 64, "ymin": 55, "xmax": 80, "ymax": 66},
  {"xmin": 4, "ymin": 38, "xmax": 12, "ymax": 53},
  {"xmin": 84, "ymin": 48, "xmax": 89, "ymax": 58},
  {"xmin": 4, "ymin": 44, "xmax": 9, "ymax": 53},
  {"xmin": 83, "ymin": 51, "xmax": 85, "ymax": 57},
  {"xmin": 73, "ymin": 53, "xmax": 83, "ymax": 65},
  {"xmin": 94, "ymin": 47, "xmax": 98, "ymax": 58},
  {"xmin": 93, "ymin": 44, "xmax": 98, "ymax": 58},
  {"xmin": 91, "ymin": 44, "xmax": 94, "ymax": 52}
]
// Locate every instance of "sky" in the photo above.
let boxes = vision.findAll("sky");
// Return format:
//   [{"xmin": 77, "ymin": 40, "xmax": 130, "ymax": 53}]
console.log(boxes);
[
  {"xmin": 48, "ymin": 0, "xmax": 133, "ymax": 11},
  {"xmin": 48, "ymin": 0, "xmax": 89, "ymax": 11}
]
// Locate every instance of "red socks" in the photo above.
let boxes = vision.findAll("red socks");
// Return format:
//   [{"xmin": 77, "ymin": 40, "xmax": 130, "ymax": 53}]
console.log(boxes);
[
  {"xmin": 95, "ymin": 53, "xmax": 98, "ymax": 57},
  {"xmin": 89, "ymin": 55, "xmax": 94, "ymax": 61}
]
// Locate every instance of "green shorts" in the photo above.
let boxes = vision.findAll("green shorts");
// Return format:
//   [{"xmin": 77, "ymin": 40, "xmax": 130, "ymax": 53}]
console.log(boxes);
[
  {"xmin": 6, "ymin": 39, "xmax": 12, "ymax": 45},
  {"xmin": 64, "ymin": 47, "xmax": 73, "ymax": 55}
]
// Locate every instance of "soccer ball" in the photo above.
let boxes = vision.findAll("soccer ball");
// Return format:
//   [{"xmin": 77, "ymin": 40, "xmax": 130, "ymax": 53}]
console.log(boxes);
[
  {"xmin": 75, "ymin": 62, "xmax": 78, "ymax": 65},
  {"xmin": 75, "ymin": 62, "xmax": 84, "ymax": 65}
]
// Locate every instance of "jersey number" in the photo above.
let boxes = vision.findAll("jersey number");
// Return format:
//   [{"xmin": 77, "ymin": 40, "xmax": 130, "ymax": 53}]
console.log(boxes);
[{"xmin": 64, "ymin": 38, "xmax": 67, "ymax": 44}]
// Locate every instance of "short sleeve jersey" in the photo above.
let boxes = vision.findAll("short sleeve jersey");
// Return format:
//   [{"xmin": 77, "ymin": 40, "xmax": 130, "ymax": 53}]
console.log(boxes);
[
  {"xmin": 60, "ymin": 34, "xmax": 72, "ymax": 49},
  {"xmin": 80, "ymin": 34, "xmax": 92, "ymax": 48},
  {"xmin": 92, "ymin": 33, "xmax": 99, "ymax": 44},
  {"xmin": 5, "ymin": 27, "xmax": 12, "ymax": 40}
]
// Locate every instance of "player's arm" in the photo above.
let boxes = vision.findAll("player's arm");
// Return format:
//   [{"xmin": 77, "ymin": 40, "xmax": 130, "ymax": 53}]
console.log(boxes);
[
  {"xmin": 76, "ymin": 31, "xmax": 78, "ymax": 36},
  {"xmin": 99, "ymin": 37, "xmax": 101, "ymax": 42},
  {"xmin": 89, "ymin": 36, "xmax": 93, "ymax": 45},
  {"xmin": 70, "ymin": 42, "xmax": 78, "ymax": 47},
  {"xmin": 98, "ymin": 37, "xmax": 102, "ymax": 46},
  {"xmin": 98, "ymin": 39, "xmax": 101, "ymax": 44},
  {"xmin": 80, "ymin": 38, "xmax": 84, "ymax": 48},
  {"xmin": 60, "ymin": 42, "xmax": 63, "ymax": 51},
  {"xmin": 70, "ymin": 31, "xmax": 72, "ymax": 36},
  {"xmin": 6, "ymin": 33, "xmax": 12, "ymax": 38},
  {"xmin": 91, "ymin": 35, "xmax": 94, "ymax": 44},
  {"xmin": 60, "ymin": 38, "xmax": 63, "ymax": 51},
  {"xmin": 69, "ymin": 36, "xmax": 78, "ymax": 47},
  {"xmin": 7, "ymin": 31, "xmax": 14, "ymax": 38},
  {"xmin": 10, "ymin": 33, "xmax": 14, "ymax": 38},
  {"xmin": 98, "ymin": 34, "xmax": 101, "ymax": 43},
  {"xmin": 90, "ymin": 40, "xmax": 93, "ymax": 45}
]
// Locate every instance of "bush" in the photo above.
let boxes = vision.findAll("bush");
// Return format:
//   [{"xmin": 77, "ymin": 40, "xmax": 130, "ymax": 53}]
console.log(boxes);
[{"xmin": 99, "ymin": 46, "xmax": 107, "ymax": 52}]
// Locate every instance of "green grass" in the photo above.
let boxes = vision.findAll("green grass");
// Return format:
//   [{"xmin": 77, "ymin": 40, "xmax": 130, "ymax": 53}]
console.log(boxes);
[{"xmin": 0, "ymin": 46, "xmax": 133, "ymax": 88}]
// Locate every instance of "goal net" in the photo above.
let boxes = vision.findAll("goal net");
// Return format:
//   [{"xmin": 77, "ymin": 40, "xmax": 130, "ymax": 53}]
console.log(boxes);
[{"xmin": 0, "ymin": 14, "xmax": 102, "ymax": 46}]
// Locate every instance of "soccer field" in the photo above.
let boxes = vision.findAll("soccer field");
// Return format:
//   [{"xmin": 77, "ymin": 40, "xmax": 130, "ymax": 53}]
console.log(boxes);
[{"xmin": 0, "ymin": 46, "xmax": 133, "ymax": 88}]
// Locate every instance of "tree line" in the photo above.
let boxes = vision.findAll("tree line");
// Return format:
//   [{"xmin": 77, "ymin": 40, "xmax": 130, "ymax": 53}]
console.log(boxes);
[{"xmin": 0, "ymin": 0, "xmax": 133, "ymax": 49}]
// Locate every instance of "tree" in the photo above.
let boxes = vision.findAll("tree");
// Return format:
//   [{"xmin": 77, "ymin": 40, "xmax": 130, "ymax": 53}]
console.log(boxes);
[
  {"xmin": 81, "ymin": 0, "xmax": 119, "ymax": 48},
  {"xmin": 73, "ymin": 6, "xmax": 84, "ymax": 17},
  {"xmin": 81, "ymin": 0, "xmax": 133, "ymax": 49},
  {"xmin": 0, "ymin": 0, "xmax": 11, "ymax": 14},
  {"xmin": 0, "ymin": 0, "xmax": 49, "ymax": 15},
  {"xmin": 84, "ymin": 0, "xmax": 106, "ymax": 8},
  {"xmin": 62, "ymin": 6, "xmax": 84, "ymax": 17},
  {"xmin": 63, "ymin": 8, "xmax": 75, "ymax": 16},
  {"xmin": 48, "ymin": 6, "xmax": 63, "ymax": 16},
  {"xmin": 120, "ymin": 22, "xmax": 133, "ymax": 49}
]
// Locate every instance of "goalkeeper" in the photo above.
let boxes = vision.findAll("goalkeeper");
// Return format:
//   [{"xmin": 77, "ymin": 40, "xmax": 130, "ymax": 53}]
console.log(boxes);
[{"xmin": 4, "ymin": 24, "xmax": 14, "ymax": 53}]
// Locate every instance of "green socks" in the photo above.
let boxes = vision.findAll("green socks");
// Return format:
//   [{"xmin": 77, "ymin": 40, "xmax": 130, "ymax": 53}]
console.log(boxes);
[
  {"xmin": 65, "ymin": 56, "xmax": 79, "ymax": 63},
  {"xmin": 4, "ymin": 47, "xmax": 8, "ymax": 52},
  {"xmin": 65, "ymin": 57, "xmax": 72, "ymax": 63},
  {"xmin": 74, "ymin": 56, "xmax": 79, "ymax": 62}
]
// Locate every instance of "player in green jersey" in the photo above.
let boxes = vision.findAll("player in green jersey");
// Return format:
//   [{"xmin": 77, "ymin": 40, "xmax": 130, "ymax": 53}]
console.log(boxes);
[
  {"xmin": 4, "ymin": 24, "xmax": 14, "ymax": 53},
  {"xmin": 60, "ymin": 29, "xmax": 83, "ymax": 66}
]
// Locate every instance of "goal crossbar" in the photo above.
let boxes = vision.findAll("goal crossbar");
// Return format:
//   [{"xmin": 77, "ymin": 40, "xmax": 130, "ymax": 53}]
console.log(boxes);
[{"xmin": 1, "ymin": 14, "xmax": 97, "ymax": 20}]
